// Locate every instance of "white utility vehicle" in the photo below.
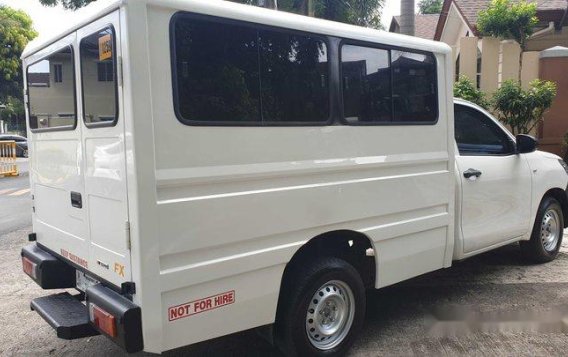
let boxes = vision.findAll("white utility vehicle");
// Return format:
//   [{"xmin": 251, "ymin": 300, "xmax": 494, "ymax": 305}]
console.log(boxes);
[{"xmin": 20, "ymin": 0, "xmax": 568, "ymax": 355}]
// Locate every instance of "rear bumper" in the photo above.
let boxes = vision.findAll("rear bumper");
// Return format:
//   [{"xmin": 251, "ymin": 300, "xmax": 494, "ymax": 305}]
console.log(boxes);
[
  {"xmin": 21, "ymin": 243, "xmax": 75, "ymax": 289},
  {"xmin": 21, "ymin": 243, "xmax": 143, "ymax": 353}
]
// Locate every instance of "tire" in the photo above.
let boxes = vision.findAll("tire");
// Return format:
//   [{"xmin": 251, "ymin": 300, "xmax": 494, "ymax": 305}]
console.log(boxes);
[
  {"xmin": 274, "ymin": 257, "xmax": 365, "ymax": 357},
  {"xmin": 521, "ymin": 196, "xmax": 564, "ymax": 263}
]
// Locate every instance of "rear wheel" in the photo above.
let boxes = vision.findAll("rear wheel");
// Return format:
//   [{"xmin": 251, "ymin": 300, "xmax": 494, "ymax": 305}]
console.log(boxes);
[
  {"xmin": 521, "ymin": 196, "xmax": 564, "ymax": 263},
  {"xmin": 274, "ymin": 257, "xmax": 365, "ymax": 356}
]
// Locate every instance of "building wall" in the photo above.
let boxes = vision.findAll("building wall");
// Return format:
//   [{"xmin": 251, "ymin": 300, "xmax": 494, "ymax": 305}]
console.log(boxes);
[{"xmin": 539, "ymin": 55, "xmax": 568, "ymax": 156}]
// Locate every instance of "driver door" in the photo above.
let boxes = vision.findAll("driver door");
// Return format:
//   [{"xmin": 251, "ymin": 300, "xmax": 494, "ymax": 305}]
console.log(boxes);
[{"xmin": 455, "ymin": 103, "xmax": 532, "ymax": 254}]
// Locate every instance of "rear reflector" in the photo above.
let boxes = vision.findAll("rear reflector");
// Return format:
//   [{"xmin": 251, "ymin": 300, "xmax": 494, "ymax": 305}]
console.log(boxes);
[
  {"xmin": 22, "ymin": 256, "xmax": 37, "ymax": 279},
  {"xmin": 89, "ymin": 303, "xmax": 117, "ymax": 338}
]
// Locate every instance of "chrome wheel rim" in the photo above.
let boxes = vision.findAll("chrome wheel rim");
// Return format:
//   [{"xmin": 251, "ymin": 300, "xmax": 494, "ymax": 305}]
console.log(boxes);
[
  {"xmin": 305, "ymin": 280, "xmax": 355, "ymax": 350},
  {"xmin": 541, "ymin": 209, "xmax": 561, "ymax": 252}
]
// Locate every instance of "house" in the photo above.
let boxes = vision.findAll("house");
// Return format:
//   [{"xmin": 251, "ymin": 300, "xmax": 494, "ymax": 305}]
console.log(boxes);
[
  {"xmin": 390, "ymin": 0, "xmax": 568, "ymax": 155},
  {"xmin": 389, "ymin": 14, "xmax": 440, "ymax": 40}
]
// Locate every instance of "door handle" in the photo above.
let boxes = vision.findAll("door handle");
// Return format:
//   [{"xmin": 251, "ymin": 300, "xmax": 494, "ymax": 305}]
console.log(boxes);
[
  {"xmin": 463, "ymin": 168, "xmax": 482, "ymax": 180},
  {"xmin": 70, "ymin": 192, "xmax": 82, "ymax": 208}
]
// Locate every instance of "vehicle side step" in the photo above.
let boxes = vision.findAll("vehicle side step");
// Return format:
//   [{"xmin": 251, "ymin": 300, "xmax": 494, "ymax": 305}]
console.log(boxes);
[{"xmin": 31, "ymin": 292, "xmax": 100, "ymax": 340}]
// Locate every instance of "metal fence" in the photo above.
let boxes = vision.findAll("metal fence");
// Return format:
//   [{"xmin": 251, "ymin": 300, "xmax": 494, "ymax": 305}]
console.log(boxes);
[{"xmin": 0, "ymin": 141, "xmax": 18, "ymax": 177}]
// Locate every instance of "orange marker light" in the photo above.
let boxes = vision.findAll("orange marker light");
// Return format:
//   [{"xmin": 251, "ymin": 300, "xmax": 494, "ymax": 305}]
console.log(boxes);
[
  {"xmin": 89, "ymin": 303, "xmax": 117, "ymax": 338},
  {"xmin": 22, "ymin": 257, "xmax": 37, "ymax": 279}
]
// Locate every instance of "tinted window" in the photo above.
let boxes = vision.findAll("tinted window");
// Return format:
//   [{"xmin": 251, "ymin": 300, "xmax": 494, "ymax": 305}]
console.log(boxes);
[
  {"xmin": 27, "ymin": 46, "xmax": 76, "ymax": 131},
  {"xmin": 392, "ymin": 51, "xmax": 437, "ymax": 122},
  {"xmin": 341, "ymin": 45, "xmax": 391, "ymax": 123},
  {"xmin": 172, "ymin": 15, "xmax": 329, "ymax": 124},
  {"xmin": 259, "ymin": 31, "xmax": 328, "ymax": 123},
  {"xmin": 341, "ymin": 44, "xmax": 438, "ymax": 124},
  {"xmin": 454, "ymin": 104, "xmax": 514, "ymax": 155},
  {"xmin": 80, "ymin": 27, "xmax": 118, "ymax": 126},
  {"xmin": 173, "ymin": 17, "xmax": 261, "ymax": 123}
]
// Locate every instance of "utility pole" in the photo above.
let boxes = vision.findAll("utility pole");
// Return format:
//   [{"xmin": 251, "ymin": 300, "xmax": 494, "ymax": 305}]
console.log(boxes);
[
  {"xmin": 400, "ymin": 0, "xmax": 415, "ymax": 36},
  {"xmin": 298, "ymin": 0, "xmax": 315, "ymax": 16},
  {"xmin": 258, "ymin": 0, "xmax": 278, "ymax": 9}
]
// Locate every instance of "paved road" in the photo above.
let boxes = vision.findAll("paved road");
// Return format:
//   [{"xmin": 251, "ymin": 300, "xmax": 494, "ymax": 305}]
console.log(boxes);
[
  {"xmin": 1, "ymin": 167, "xmax": 567, "ymax": 355},
  {"xmin": 0, "ymin": 159, "xmax": 31, "ymax": 236}
]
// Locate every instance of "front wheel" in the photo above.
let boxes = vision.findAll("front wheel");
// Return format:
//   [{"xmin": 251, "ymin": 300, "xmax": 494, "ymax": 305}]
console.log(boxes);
[
  {"xmin": 274, "ymin": 257, "xmax": 365, "ymax": 356},
  {"xmin": 521, "ymin": 196, "xmax": 564, "ymax": 263}
]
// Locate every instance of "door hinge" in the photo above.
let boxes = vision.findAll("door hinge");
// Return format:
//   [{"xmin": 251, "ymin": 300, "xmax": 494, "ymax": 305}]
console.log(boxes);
[
  {"xmin": 125, "ymin": 221, "xmax": 131, "ymax": 250},
  {"xmin": 118, "ymin": 56, "xmax": 124, "ymax": 87}
]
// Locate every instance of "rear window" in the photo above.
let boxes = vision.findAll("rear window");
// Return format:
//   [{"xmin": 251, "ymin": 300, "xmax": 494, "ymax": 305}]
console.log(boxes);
[
  {"xmin": 80, "ymin": 27, "xmax": 118, "ymax": 126},
  {"xmin": 171, "ymin": 14, "xmax": 329, "ymax": 125},
  {"xmin": 27, "ymin": 46, "xmax": 76, "ymax": 131}
]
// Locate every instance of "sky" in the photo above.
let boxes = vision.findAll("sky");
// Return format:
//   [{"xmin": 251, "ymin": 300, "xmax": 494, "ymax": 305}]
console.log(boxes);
[{"xmin": 0, "ymin": 0, "xmax": 416, "ymax": 38}]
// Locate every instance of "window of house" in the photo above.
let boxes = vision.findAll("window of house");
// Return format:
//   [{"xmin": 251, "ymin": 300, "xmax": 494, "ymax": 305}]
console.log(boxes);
[
  {"xmin": 171, "ymin": 14, "xmax": 329, "ymax": 125},
  {"xmin": 27, "ymin": 46, "xmax": 76, "ymax": 131},
  {"xmin": 454, "ymin": 104, "xmax": 514, "ymax": 156},
  {"xmin": 80, "ymin": 27, "xmax": 118, "ymax": 126},
  {"xmin": 97, "ymin": 62, "xmax": 114, "ymax": 82},
  {"xmin": 341, "ymin": 44, "xmax": 438, "ymax": 124},
  {"xmin": 53, "ymin": 64, "xmax": 63, "ymax": 83}
]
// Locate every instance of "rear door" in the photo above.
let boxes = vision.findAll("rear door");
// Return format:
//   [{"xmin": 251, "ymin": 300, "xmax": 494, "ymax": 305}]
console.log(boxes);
[
  {"xmin": 77, "ymin": 11, "xmax": 131, "ymax": 286},
  {"xmin": 26, "ymin": 34, "xmax": 91, "ymax": 272}
]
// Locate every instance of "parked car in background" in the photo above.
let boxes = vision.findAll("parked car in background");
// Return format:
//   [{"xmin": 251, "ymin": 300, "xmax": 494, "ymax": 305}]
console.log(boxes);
[{"xmin": 0, "ymin": 134, "xmax": 28, "ymax": 157}]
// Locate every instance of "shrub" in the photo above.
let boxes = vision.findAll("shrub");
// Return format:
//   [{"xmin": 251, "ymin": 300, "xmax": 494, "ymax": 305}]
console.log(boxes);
[
  {"xmin": 453, "ymin": 75, "xmax": 490, "ymax": 109},
  {"xmin": 492, "ymin": 79, "xmax": 557, "ymax": 135}
]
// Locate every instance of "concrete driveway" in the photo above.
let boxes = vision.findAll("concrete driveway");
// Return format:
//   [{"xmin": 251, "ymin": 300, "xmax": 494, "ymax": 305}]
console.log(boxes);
[{"xmin": 1, "ymin": 225, "xmax": 567, "ymax": 356}]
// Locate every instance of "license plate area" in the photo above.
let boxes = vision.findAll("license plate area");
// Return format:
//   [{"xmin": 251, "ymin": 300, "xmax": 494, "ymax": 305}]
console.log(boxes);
[{"xmin": 76, "ymin": 270, "xmax": 99, "ymax": 292}]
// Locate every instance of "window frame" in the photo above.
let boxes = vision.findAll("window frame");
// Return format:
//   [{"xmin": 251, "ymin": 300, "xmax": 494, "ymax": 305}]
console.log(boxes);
[
  {"xmin": 169, "ymin": 11, "xmax": 333, "ymax": 127},
  {"xmin": 338, "ymin": 39, "xmax": 439, "ymax": 126},
  {"xmin": 27, "ymin": 45, "xmax": 78, "ymax": 133},
  {"xmin": 53, "ymin": 63, "xmax": 63, "ymax": 83},
  {"xmin": 454, "ymin": 103, "xmax": 516, "ymax": 157},
  {"xmin": 79, "ymin": 24, "xmax": 120, "ymax": 129}
]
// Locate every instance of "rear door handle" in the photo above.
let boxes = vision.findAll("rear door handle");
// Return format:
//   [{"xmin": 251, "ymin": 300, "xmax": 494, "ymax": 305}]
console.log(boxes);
[
  {"xmin": 463, "ymin": 168, "xmax": 482, "ymax": 180},
  {"xmin": 70, "ymin": 192, "xmax": 82, "ymax": 208}
]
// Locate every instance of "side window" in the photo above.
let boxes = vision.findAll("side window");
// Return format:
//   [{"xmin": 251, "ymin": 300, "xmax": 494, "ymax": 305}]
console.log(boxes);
[
  {"xmin": 454, "ymin": 104, "xmax": 514, "ymax": 156},
  {"xmin": 171, "ymin": 14, "xmax": 330, "ymax": 125},
  {"xmin": 173, "ymin": 17, "xmax": 261, "ymax": 123},
  {"xmin": 27, "ymin": 46, "xmax": 76, "ymax": 131},
  {"xmin": 341, "ymin": 45, "xmax": 391, "ymax": 123},
  {"xmin": 392, "ymin": 51, "xmax": 438, "ymax": 122},
  {"xmin": 259, "ymin": 30, "xmax": 328, "ymax": 123},
  {"xmin": 80, "ymin": 27, "xmax": 118, "ymax": 126},
  {"xmin": 341, "ymin": 44, "xmax": 438, "ymax": 124}
]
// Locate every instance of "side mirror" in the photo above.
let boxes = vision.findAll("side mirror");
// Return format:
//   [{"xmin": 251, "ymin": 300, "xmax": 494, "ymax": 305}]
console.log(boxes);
[{"xmin": 516, "ymin": 134, "xmax": 538, "ymax": 154}]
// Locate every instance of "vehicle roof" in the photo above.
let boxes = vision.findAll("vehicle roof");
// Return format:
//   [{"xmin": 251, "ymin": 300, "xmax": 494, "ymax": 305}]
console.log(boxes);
[
  {"xmin": 22, "ymin": 0, "xmax": 451, "ymax": 59},
  {"xmin": 22, "ymin": 0, "xmax": 124, "ymax": 58}
]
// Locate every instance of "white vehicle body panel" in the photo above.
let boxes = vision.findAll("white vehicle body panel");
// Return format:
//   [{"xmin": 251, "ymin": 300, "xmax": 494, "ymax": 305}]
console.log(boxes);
[{"xmin": 22, "ymin": 0, "xmax": 567, "ymax": 354}]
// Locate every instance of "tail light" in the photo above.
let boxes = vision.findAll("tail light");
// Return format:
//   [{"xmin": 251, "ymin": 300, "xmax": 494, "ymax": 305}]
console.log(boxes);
[
  {"xmin": 22, "ymin": 256, "xmax": 37, "ymax": 279},
  {"xmin": 88, "ymin": 303, "xmax": 117, "ymax": 338}
]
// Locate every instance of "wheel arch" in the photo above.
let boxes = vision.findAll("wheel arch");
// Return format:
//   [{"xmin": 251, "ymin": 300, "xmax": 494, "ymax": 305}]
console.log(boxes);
[
  {"xmin": 280, "ymin": 230, "xmax": 376, "ymax": 291},
  {"xmin": 543, "ymin": 187, "xmax": 568, "ymax": 228}
]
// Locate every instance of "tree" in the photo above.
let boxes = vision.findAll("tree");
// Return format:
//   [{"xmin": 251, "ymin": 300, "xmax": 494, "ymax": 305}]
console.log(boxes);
[
  {"xmin": 418, "ymin": 0, "xmax": 442, "ymax": 14},
  {"xmin": 453, "ymin": 75, "xmax": 489, "ymax": 109},
  {"xmin": 492, "ymin": 79, "xmax": 556, "ymax": 135},
  {"xmin": 0, "ymin": 6, "xmax": 37, "ymax": 100},
  {"xmin": 38, "ymin": 0, "xmax": 95, "ymax": 10},
  {"xmin": 477, "ymin": 0, "xmax": 538, "ymax": 81},
  {"xmin": 41, "ymin": 0, "xmax": 385, "ymax": 29},
  {"xmin": 0, "ymin": 5, "xmax": 37, "ymax": 129}
]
